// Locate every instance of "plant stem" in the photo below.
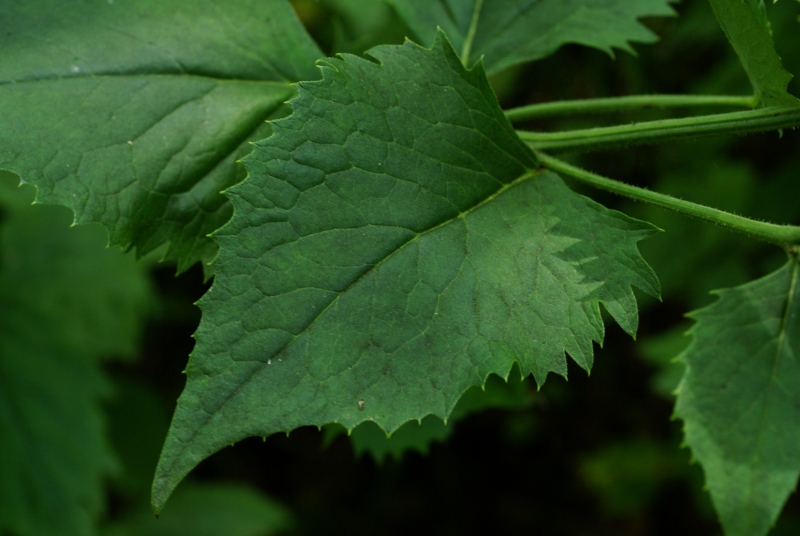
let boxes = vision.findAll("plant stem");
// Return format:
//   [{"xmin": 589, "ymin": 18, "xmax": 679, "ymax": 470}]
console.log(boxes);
[
  {"xmin": 519, "ymin": 105, "xmax": 800, "ymax": 153},
  {"xmin": 461, "ymin": 0, "xmax": 483, "ymax": 67},
  {"xmin": 535, "ymin": 151, "xmax": 800, "ymax": 248},
  {"xmin": 505, "ymin": 94, "xmax": 757, "ymax": 122}
]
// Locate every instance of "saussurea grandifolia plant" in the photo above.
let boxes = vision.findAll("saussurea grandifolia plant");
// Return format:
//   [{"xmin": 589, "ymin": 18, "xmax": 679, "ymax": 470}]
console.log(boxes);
[{"xmin": 3, "ymin": 0, "xmax": 800, "ymax": 534}]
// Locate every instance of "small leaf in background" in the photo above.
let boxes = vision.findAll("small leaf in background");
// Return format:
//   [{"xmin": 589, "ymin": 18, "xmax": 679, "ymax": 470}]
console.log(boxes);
[
  {"xmin": 675, "ymin": 260, "xmax": 800, "ymax": 536},
  {"xmin": 579, "ymin": 438, "xmax": 687, "ymax": 516},
  {"xmin": 384, "ymin": 0, "xmax": 676, "ymax": 73},
  {"xmin": 106, "ymin": 379, "xmax": 174, "ymax": 500},
  {"xmin": 708, "ymin": 0, "xmax": 800, "ymax": 106},
  {"xmin": 0, "ymin": 327, "xmax": 113, "ymax": 536},
  {"xmin": 326, "ymin": 370, "xmax": 534, "ymax": 462},
  {"xmin": 0, "ymin": 0, "xmax": 322, "ymax": 273},
  {"xmin": 636, "ymin": 325, "xmax": 689, "ymax": 399},
  {"xmin": 152, "ymin": 31, "xmax": 659, "ymax": 509},
  {"xmin": 293, "ymin": 0, "xmax": 407, "ymax": 55},
  {"xmin": 105, "ymin": 483, "xmax": 293, "ymax": 536},
  {"xmin": 0, "ymin": 175, "xmax": 154, "ymax": 361},
  {"xmin": 0, "ymin": 173, "xmax": 154, "ymax": 536}
]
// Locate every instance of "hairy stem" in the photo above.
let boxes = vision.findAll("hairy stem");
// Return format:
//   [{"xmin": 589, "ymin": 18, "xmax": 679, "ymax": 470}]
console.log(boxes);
[
  {"xmin": 519, "ymin": 105, "xmax": 800, "ymax": 153},
  {"xmin": 461, "ymin": 0, "xmax": 483, "ymax": 67},
  {"xmin": 505, "ymin": 94, "xmax": 757, "ymax": 122},
  {"xmin": 535, "ymin": 151, "xmax": 800, "ymax": 248}
]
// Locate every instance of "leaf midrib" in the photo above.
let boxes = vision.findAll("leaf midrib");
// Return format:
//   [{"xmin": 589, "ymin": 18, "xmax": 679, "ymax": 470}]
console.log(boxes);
[
  {"xmin": 731, "ymin": 260, "xmax": 800, "ymax": 529},
  {"xmin": 753, "ymin": 261, "xmax": 799, "ymax": 447}
]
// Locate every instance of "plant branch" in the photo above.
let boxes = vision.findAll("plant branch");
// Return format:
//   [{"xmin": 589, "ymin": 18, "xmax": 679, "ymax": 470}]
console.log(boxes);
[
  {"xmin": 461, "ymin": 0, "xmax": 483, "ymax": 67},
  {"xmin": 535, "ymin": 151, "xmax": 800, "ymax": 248},
  {"xmin": 505, "ymin": 94, "xmax": 757, "ymax": 122},
  {"xmin": 519, "ymin": 105, "xmax": 800, "ymax": 153}
]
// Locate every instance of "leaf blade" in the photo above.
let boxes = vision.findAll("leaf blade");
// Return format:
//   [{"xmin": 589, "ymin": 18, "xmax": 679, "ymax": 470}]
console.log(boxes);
[
  {"xmin": 152, "ymin": 32, "xmax": 659, "ymax": 510},
  {"xmin": 708, "ymin": 0, "xmax": 799, "ymax": 107},
  {"xmin": 675, "ymin": 260, "xmax": 800, "ymax": 536},
  {"xmin": 0, "ymin": 0, "xmax": 322, "ymax": 272},
  {"xmin": 385, "ymin": 0, "xmax": 676, "ymax": 73}
]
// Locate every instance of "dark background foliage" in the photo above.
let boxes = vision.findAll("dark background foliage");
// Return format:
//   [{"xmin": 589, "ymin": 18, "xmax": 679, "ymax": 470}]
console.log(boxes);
[{"xmin": 5, "ymin": 1, "xmax": 800, "ymax": 534}]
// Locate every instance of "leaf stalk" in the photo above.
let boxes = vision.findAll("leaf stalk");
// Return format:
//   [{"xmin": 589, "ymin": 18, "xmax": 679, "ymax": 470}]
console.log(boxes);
[
  {"xmin": 535, "ymin": 151, "xmax": 800, "ymax": 249},
  {"xmin": 504, "ymin": 94, "xmax": 757, "ymax": 122},
  {"xmin": 519, "ymin": 105, "xmax": 800, "ymax": 153},
  {"xmin": 460, "ymin": 0, "xmax": 483, "ymax": 67}
]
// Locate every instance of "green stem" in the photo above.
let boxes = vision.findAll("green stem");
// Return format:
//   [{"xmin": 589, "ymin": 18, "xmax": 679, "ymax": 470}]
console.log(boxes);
[
  {"xmin": 519, "ymin": 105, "xmax": 800, "ymax": 153},
  {"xmin": 505, "ymin": 94, "xmax": 757, "ymax": 122},
  {"xmin": 461, "ymin": 0, "xmax": 483, "ymax": 67},
  {"xmin": 535, "ymin": 151, "xmax": 800, "ymax": 248}
]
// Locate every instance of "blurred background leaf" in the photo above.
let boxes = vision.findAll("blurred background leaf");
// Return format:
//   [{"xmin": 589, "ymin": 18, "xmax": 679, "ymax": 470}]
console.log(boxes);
[
  {"xmin": 323, "ymin": 368, "xmax": 535, "ymax": 462},
  {"xmin": 0, "ymin": 171, "xmax": 153, "ymax": 536},
  {"xmin": 104, "ymin": 483, "xmax": 293, "ymax": 536}
]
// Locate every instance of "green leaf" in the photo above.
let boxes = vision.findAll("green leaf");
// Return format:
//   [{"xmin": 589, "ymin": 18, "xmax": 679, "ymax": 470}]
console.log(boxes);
[
  {"xmin": 674, "ymin": 260, "xmax": 800, "ymax": 536},
  {"xmin": 152, "ymin": 31, "xmax": 659, "ymax": 510},
  {"xmin": 0, "ymin": 176, "xmax": 154, "ymax": 361},
  {"xmin": 0, "ymin": 173, "xmax": 153, "ymax": 536},
  {"xmin": 0, "ymin": 328, "xmax": 112, "ymax": 536},
  {"xmin": 0, "ymin": 0, "xmax": 322, "ymax": 273},
  {"xmin": 106, "ymin": 483, "xmax": 293, "ymax": 536},
  {"xmin": 106, "ymin": 379, "xmax": 173, "ymax": 499},
  {"xmin": 708, "ymin": 0, "xmax": 799, "ymax": 107},
  {"xmin": 743, "ymin": 0, "xmax": 774, "ymax": 35},
  {"xmin": 385, "ymin": 0, "xmax": 676, "ymax": 73},
  {"xmin": 579, "ymin": 438, "xmax": 686, "ymax": 516},
  {"xmin": 297, "ymin": 0, "xmax": 406, "ymax": 55}
]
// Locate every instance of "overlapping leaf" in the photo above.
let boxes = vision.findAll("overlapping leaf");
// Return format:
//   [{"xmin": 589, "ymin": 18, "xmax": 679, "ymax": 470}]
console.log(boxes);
[
  {"xmin": 384, "ymin": 0, "xmax": 676, "ymax": 73},
  {"xmin": 708, "ymin": 0, "xmax": 799, "ymax": 107},
  {"xmin": 0, "ymin": 174, "xmax": 153, "ymax": 536},
  {"xmin": 675, "ymin": 260, "xmax": 800, "ymax": 536},
  {"xmin": 0, "ymin": 0, "xmax": 322, "ymax": 273},
  {"xmin": 152, "ymin": 32, "xmax": 659, "ymax": 510}
]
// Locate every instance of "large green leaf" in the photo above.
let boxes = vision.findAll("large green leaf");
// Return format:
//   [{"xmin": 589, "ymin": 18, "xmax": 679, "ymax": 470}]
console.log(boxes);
[
  {"xmin": 0, "ymin": 0, "xmax": 322, "ymax": 273},
  {"xmin": 675, "ymin": 259, "xmax": 800, "ymax": 536},
  {"xmin": 152, "ymin": 32, "xmax": 659, "ymax": 510},
  {"xmin": 384, "ymin": 0, "xmax": 676, "ymax": 73},
  {"xmin": 0, "ymin": 174, "xmax": 153, "ymax": 536},
  {"xmin": 708, "ymin": 0, "xmax": 799, "ymax": 107}
]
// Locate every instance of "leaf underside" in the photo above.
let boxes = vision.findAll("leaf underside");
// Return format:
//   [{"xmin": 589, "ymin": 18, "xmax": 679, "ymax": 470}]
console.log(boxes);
[
  {"xmin": 152, "ymin": 32, "xmax": 659, "ymax": 510},
  {"xmin": 0, "ymin": 0, "xmax": 322, "ymax": 273},
  {"xmin": 385, "ymin": 0, "xmax": 676, "ymax": 73},
  {"xmin": 707, "ymin": 0, "xmax": 799, "ymax": 107},
  {"xmin": 675, "ymin": 260, "xmax": 800, "ymax": 536}
]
